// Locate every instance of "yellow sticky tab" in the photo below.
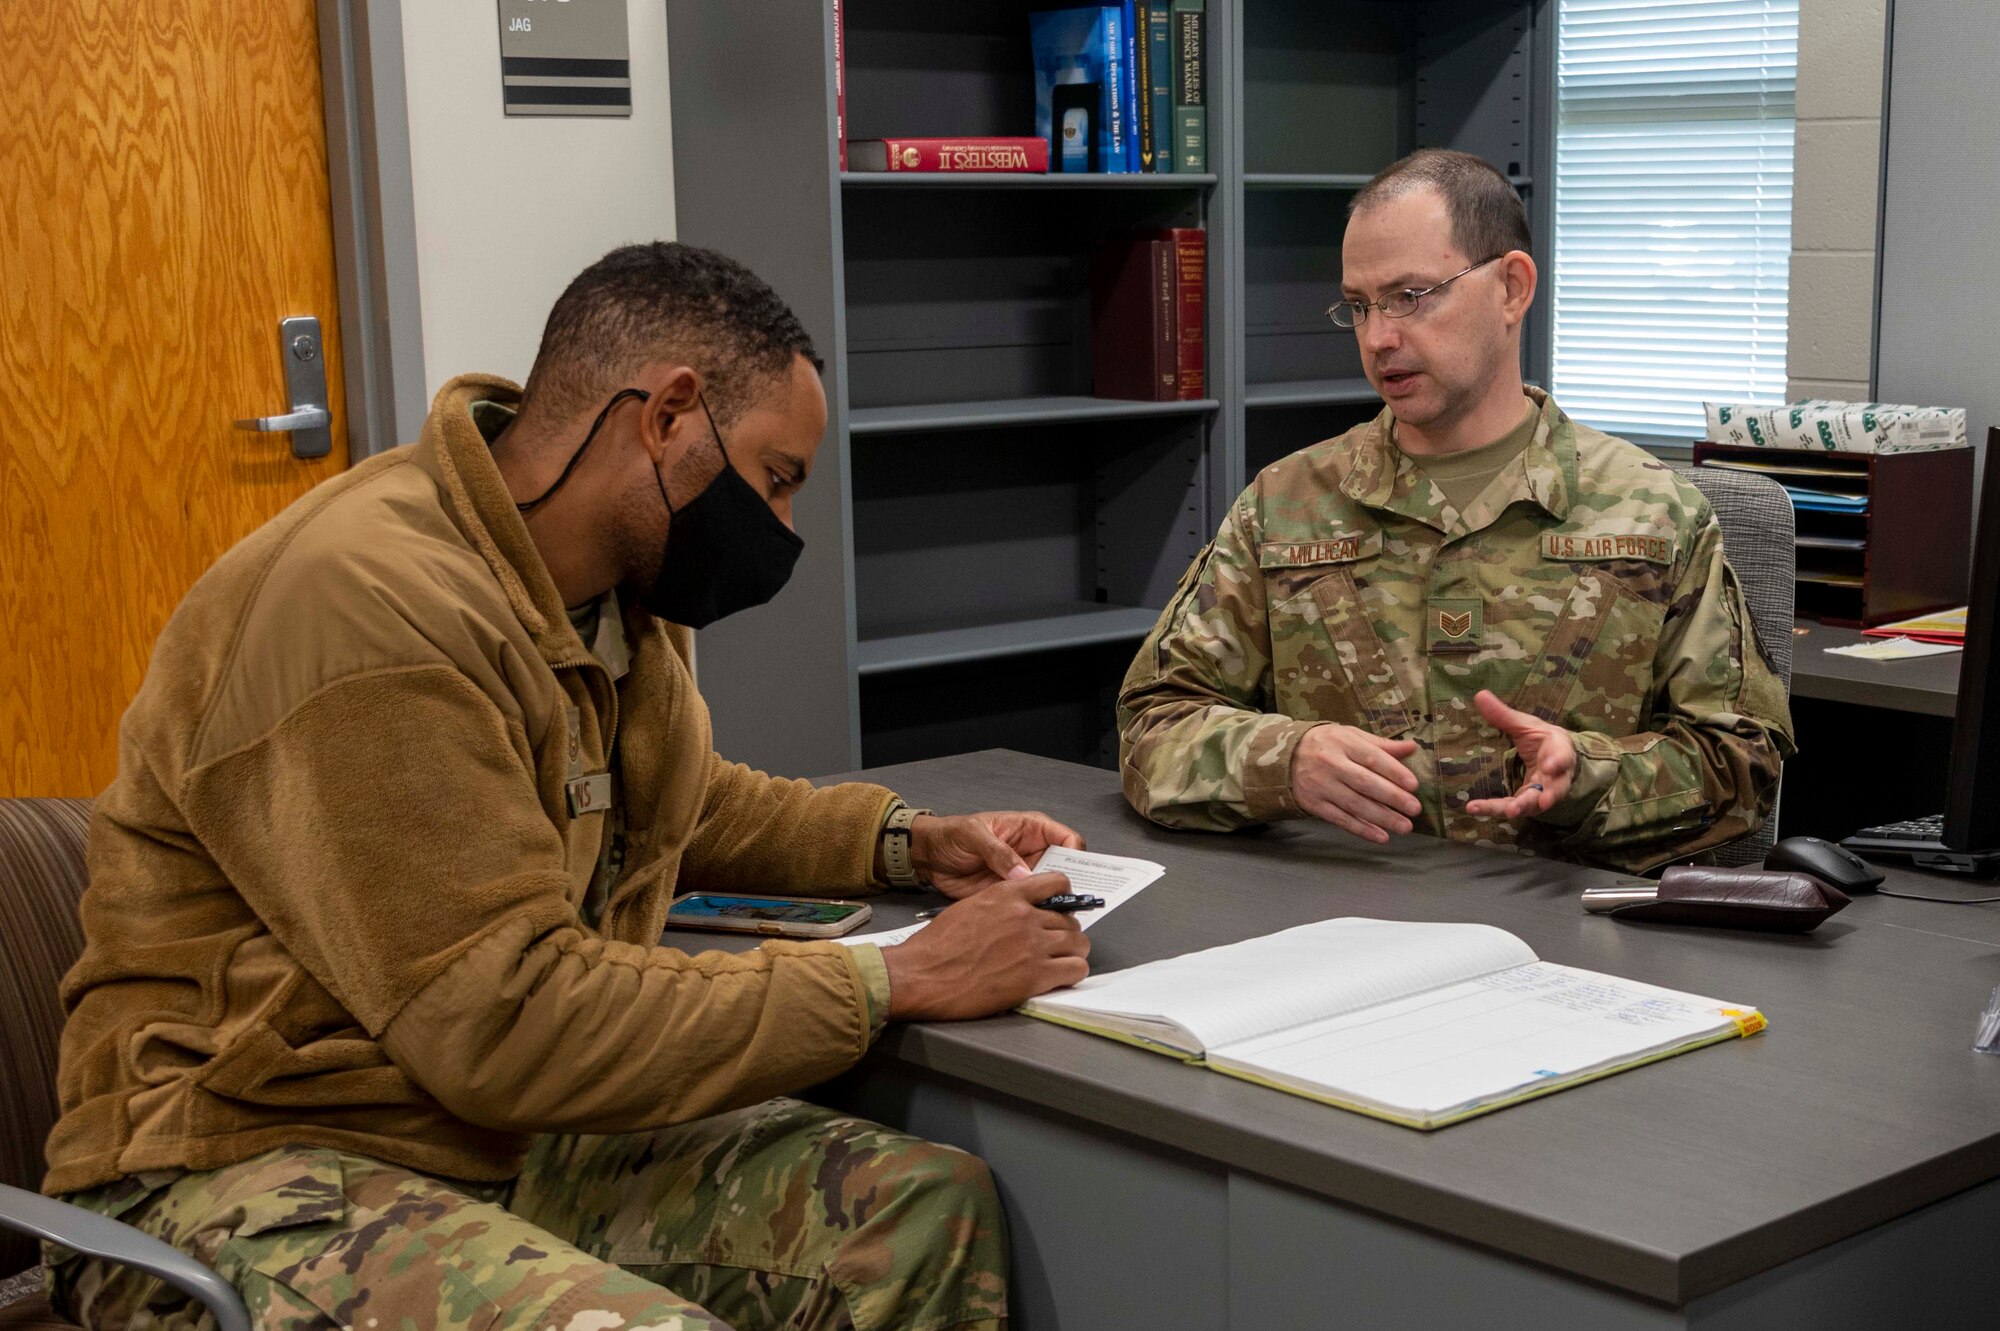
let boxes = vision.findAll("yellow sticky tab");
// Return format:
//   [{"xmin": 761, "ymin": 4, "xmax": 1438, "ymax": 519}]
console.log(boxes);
[{"xmin": 1721, "ymin": 1008, "xmax": 1766, "ymax": 1037}]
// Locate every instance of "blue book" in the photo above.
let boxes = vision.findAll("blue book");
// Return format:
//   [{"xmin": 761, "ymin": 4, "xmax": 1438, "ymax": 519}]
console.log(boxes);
[{"xmin": 1030, "ymin": 7, "xmax": 1129, "ymax": 174}]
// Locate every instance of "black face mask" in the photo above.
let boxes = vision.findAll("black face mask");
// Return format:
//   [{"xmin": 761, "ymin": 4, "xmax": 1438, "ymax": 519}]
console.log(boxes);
[
  {"xmin": 642, "ymin": 395, "xmax": 804, "ymax": 628},
  {"xmin": 513, "ymin": 387, "xmax": 804, "ymax": 630}
]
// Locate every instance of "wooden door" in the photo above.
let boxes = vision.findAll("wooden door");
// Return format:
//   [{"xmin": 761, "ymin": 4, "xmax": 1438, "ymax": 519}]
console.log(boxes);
[{"xmin": 1, "ymin": 1, "xmax": 349, "ymax": 797}]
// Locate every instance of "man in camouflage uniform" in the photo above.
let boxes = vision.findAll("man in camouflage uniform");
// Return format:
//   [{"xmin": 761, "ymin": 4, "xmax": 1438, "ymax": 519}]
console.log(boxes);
[{"xmin": 1119, "ymin": 150, "xmax": 1793, "ymax": 873}]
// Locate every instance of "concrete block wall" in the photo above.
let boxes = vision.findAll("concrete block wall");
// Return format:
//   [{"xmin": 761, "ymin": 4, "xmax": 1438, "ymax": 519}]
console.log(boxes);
[{"xmin": 1785, "ymin": 0, "xmax": 1889, "ymax": 402}]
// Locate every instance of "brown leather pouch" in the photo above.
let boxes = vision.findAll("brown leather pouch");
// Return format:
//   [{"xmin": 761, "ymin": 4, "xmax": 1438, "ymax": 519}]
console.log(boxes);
[{"xmin": 1591, "ymin": 866, "xmax": 1852, "ymax": 933}]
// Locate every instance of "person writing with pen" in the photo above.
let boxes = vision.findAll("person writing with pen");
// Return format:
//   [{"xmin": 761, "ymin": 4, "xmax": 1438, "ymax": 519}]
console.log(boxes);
[{"xmin": 44, "ymin": 242, "xmax": 1089, "ymax": 1331}]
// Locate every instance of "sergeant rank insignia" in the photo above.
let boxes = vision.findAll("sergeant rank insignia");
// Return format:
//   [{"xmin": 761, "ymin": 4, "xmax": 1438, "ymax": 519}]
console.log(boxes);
[{"xmin": 1426, "ymin": 598, "xmax": 1483, "ymax": 655}]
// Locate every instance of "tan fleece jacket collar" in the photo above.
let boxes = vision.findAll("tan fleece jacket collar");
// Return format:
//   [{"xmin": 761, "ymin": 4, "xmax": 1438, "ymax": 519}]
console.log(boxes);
[{"xmin": 415, "ymin": 373, "xmax": 586, "ymax": 664}]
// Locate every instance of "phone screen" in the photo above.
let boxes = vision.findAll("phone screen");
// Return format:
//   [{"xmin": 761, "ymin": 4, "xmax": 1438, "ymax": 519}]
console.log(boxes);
[{"xmin": 669, "ymin": 896, "xmax": 864, "ymax": 925}]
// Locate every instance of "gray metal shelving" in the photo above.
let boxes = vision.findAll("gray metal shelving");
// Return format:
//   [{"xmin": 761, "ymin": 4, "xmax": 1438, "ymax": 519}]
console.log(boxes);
[
  {"xmin": 1244, "ymin": 377, "xmax": 1380, "ymax": 409},
  {"xmin": 850, "ymin": 395, "xmax": 1220, "ymax": 436},
  {"xmin": 668, "ymin": 0, "xmax": 1552, "ymax": 778},
  {"xmin": 842, "ymin": 172, "xmax": 1220, "ymax": 189},
  {"xmin": 856, "ymin": 604, "xmax": 1164, "ymax": 676}
]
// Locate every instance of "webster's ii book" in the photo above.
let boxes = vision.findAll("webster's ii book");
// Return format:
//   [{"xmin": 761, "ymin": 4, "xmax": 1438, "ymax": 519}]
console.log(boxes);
[{"xmin": 847, "ymin": 137, "xmax": 1051, "ymax": 173}]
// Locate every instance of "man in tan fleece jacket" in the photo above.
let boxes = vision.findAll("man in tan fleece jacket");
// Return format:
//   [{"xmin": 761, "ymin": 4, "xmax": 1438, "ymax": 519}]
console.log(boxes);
[{"xmin": 43, "ymin": 243, "xmax": 1091, "ymax": 1331}]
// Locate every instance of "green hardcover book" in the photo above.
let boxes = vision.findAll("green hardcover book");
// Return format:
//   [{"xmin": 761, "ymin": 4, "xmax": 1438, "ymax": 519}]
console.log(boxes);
[
  {"xmin": 1143, "ymin": 3, "xmax": 1173, "ymax": 171},
  {"xmin": 1171, "ymin": 0, "xmax": 1205, "ymax": 173}
]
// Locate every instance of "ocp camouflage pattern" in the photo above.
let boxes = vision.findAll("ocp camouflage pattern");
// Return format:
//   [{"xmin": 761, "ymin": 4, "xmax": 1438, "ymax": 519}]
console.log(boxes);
[
  {"xmin": 47, "ymin": 1098, "xmax": 1005, "ymax": 1331},
  {"xmin": 1117, "ymin": 388, "xmax": 1794, "ymax": 873}
]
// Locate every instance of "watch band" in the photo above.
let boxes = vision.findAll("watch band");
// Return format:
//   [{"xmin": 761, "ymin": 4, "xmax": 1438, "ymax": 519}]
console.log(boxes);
[{"xmin": 881, "ymin": 800, "xmax": 932, "ymax": 888}]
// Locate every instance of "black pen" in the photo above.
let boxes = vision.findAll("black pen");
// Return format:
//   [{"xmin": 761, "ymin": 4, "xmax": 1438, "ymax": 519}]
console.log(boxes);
[{"xmin": 915, "ymin": 893, "xmax": 1105, "ymax": 921}]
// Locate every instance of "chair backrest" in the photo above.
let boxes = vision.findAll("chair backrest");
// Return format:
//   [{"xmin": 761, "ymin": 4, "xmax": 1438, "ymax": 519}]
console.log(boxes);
[
  {"xmin": 0, "ymin": 799, "xmax": 92, "ymax": 1276},
  {"xmin": 1672, "ymin": 463, "xmax": 1796, "ymax": 865}
]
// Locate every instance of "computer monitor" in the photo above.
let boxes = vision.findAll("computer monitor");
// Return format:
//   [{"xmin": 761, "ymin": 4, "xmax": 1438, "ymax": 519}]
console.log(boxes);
[
  {"xmin": 1943, "ymin": 427, "xmax": 2000, "ymax": 851},
  {"xmin": 1844, "ymin": 426, "xmax": 2000, "ymax": 873}
]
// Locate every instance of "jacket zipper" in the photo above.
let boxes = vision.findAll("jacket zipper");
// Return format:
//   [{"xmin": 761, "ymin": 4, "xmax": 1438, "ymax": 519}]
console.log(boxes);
[{"xmin": 551, "ymin": 657, "xmax": 620, "ymax": 771}]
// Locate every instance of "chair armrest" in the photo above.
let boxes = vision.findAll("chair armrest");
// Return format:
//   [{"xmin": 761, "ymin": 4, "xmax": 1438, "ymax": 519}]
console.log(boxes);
[{"xmin": 0, "ymin": 1183, "xmax": 249, "ymax": 1331}]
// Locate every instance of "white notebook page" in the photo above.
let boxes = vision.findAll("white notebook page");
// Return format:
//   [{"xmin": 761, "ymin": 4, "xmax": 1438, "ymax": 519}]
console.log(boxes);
[
  {"xmin": 1212, "ymin": 961, "xmax": 1747, "ymax": 1118},
  {"xmin": 1023, "ymin": 918, "xmax": 1537, "ymax": 1053}
]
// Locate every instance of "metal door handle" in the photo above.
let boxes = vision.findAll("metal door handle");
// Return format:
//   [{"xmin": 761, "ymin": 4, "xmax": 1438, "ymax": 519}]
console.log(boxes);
[
  {"xmin": 234, "ymin": 315, "xmax": 332, "ymax": 459},
  {"xmin": 236, "ymin": 406, "xmax": 331, "ymax": 433}
]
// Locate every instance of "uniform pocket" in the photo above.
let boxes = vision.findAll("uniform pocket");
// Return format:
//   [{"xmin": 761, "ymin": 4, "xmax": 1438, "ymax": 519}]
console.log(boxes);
[
  {"xmin": 47, "ymin": 1154, "xmax": 348, "ymax": 1330},
  {"xmin": 1261, "ymin": 538, "xmax": 1417, "ymax": 739},
  {"xmin": 233, "ymin": 1157, "xmax": 514, "ymax": 1331},
  {"xmin": 1514, "ymin": 570, "xmax": 1664, "ymax": 735},
  {"xmin": 197, "ymin": 1025, "xmax": 406, "ymax": 1102},
  {"xmin": 1138, "ymin": 542, "xmax": 1215, "ymax": 682}
]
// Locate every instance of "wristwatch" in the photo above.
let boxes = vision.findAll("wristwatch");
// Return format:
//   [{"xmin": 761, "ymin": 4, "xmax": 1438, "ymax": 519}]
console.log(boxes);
[{"xmin": 880, "ymin": 799, "xmax": 933, "ymax": 888}]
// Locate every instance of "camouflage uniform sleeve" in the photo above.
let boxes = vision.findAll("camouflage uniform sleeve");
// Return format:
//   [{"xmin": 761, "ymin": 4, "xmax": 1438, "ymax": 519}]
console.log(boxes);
[
  {"xmin": 1116, "ymin": 492, "xmax": 1319, "ymax": 830},
  {"xmin": 1530, "ymin": 513, "xmax": 1796, "ymax": 872}
]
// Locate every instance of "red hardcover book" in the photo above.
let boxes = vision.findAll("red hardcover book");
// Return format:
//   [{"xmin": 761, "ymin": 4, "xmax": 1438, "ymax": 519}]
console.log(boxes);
[
  {"xmin": 1091, "ymin": 236, "xmax": 1177, "ymax": 401},
  {"xmin": 846, "ymin": 137, "xmax": 1051, "ymax": 173},
  {"xmin": 1145, "ymin": 226, "xmax": 1206, "ymax": 399},
  {"xmin": 833, "ymin": 0, "xmax": 846, "ymax": 170}
]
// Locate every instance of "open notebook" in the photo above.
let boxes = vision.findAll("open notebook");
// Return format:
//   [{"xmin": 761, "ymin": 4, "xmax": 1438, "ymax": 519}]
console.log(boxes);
[{"xmin": 1020, "ymin": 918, "xmax": 1764, "ymax": 1129}]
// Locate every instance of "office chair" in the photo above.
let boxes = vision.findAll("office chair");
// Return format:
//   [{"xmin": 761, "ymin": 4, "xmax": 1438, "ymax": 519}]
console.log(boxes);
[
  {"xmin": 1671, "ymin": 462, "xmax": 1797, "ymax": 866},
  {"xmin": 0, "ymin": 799, "xmax": 251, "ymax": 1331}
]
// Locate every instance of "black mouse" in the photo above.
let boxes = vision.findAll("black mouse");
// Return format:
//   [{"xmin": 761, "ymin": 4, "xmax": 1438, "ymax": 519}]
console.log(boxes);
[{"xmin": 1764, "ymin": 836, "xmax": 1887, "ymax": 894}]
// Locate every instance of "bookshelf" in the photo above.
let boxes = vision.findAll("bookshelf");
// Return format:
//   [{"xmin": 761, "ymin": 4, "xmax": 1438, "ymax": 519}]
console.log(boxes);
[{"xmin": 666, "ymin": 0, "xmax": 1554, "ymax": 778}]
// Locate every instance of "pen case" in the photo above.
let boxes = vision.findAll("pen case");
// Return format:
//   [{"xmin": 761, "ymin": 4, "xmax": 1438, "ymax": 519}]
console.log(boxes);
[{"xmin": 1582, "ymin": 866, "xmax": 1852, "ymax": 933}]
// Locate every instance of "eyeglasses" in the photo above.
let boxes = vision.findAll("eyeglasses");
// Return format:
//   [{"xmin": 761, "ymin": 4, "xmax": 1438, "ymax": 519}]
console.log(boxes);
[{"xmin": 1327, "ymin": 255, "xmax": 1504, "ymax": 328}]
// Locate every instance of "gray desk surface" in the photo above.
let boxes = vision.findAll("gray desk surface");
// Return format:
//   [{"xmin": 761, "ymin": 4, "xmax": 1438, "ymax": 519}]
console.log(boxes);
[
  {"xmin": 1788, "ymin": 618, "xmax": 1961, "ymax": 716},
  {"xmin": 664, "ymin": 750, "xmax": 2000, "ymax": 1307}
]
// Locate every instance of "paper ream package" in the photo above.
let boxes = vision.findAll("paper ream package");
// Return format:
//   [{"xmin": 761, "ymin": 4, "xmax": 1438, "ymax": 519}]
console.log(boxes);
[{"xmin": 1703, "ymin": 400, "xmax": 1967, "ymax": 454}]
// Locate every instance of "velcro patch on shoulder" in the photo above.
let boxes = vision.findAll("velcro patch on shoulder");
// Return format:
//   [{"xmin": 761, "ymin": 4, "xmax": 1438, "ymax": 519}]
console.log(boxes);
[
  {"xmin": 1257, "ymin": 531, "xmax": 1382, "ymax": 569},
  {"xmin": 1540, "ymin": 531, "xmax": 1675, "ymax": 565}
]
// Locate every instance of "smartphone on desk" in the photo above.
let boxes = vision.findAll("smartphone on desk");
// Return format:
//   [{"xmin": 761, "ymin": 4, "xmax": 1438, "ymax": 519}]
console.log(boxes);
[{"xmin": 665, "ymin": 893, "xmax": 872, "ymax": 939}]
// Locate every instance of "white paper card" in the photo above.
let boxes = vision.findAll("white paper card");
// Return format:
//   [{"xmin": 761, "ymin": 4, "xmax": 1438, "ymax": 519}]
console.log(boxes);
[
  {"xmin": 1824, "ymin": 636, "xmax": 1962, "ymax": 660},
  {"xmin": 837, "ymin": 846, "xmax": 1166, "ymax": 948}
]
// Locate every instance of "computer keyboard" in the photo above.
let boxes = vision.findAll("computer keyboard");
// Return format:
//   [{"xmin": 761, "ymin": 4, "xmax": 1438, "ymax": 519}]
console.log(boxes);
[{"xmin": 1855, "ymin": 813, "xmax": 1947, "ymax": 841}]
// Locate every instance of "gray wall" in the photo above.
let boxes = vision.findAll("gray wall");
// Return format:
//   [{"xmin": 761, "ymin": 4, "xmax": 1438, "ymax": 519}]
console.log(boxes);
[
  {"xmin": 1875, "ymin": 0, "xmax": 2000, "ymax": 477},
  {"xmin": 398, "ymin": 1, "xmax": 678, "ymax": 396}
]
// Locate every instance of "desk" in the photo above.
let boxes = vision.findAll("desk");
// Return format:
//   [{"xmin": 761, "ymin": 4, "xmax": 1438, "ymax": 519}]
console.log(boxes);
[
  {"xmin": 1789, "ymin": 618, "xmax": 1961, "ymax": 717},
  {"xmin": 667, "ymin": 750, "xmax": 2000, "ymax": 1329},
  {"xmin": 1781, "ymin": 617, "xmax": 1960, "ymax": 839}
]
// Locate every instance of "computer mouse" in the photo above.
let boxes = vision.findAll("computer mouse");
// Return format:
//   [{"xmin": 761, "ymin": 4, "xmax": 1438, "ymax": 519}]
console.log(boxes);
[{"xmin": 1764, "ymin": 836, "xmax": 1887, "ymax": 894}]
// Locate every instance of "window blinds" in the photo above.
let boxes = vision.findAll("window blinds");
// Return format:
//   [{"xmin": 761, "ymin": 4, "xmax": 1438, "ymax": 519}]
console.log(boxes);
[{"xmin": 1550, "ymin": 0, "xmax": 1799, "ymax": 441}]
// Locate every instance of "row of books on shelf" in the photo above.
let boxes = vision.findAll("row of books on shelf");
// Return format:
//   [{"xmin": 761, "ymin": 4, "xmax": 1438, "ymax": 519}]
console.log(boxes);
[
  {"xmin": 837, "ymin": 3, "xmax": 1207, "ymax": 175},
  {"xmin": 1092, "ymin": 227, "xmax": 1205, "ymax": 401}
]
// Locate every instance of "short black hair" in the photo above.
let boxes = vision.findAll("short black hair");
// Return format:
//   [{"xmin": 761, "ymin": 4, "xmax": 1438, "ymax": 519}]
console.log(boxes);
[
  {"xmin": 522, "ymin": 241, "xmax": 822, "ymax": 425},
  {"xmin": 1348, "ymin": 149, "xmax": 1531, "ymax": 261}
]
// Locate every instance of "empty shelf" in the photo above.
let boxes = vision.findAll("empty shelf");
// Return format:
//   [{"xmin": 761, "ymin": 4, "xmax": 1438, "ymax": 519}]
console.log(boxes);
[
  {"xmin": 850, "ymin": 396, "xmax": 1220, "ymax": 435},
  {"xmin": 1245, "ymin": 378, "xmax": 1380, "ymax": 409},
  {"xmin": 857, "ymin": 604, "xmax": 1161, "ymax": 675},
  {"xmin": 1245, "ymin": 173, "xmax": 1531, "ymax": 190}
]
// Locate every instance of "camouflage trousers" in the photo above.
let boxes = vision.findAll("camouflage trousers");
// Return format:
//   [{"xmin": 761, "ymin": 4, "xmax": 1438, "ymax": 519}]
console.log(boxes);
[{"xmin": 47, "ymin": 1099, "xmax": 1006, "ymax": 1331}]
